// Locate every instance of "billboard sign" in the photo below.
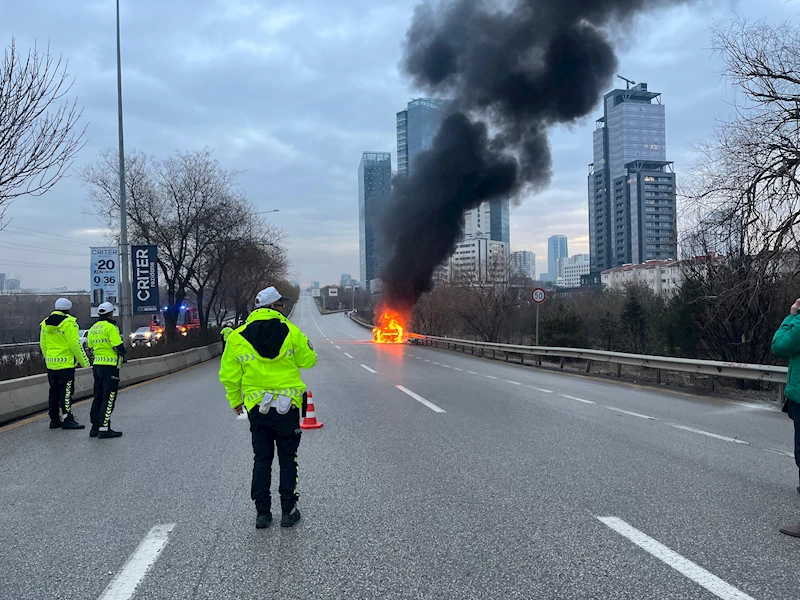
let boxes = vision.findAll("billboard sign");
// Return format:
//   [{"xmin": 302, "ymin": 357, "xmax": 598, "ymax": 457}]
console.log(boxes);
[
  {"xmin": 328, "ymin": 288, "xmax": 338, "ymax": 297},
  {"xmin": 131, "ymin": 245, "xmax": 159, "ymax": 315},
  {"xmin": 311, "ymin": 288, "xmax": 321, "ymax": 297},
  {"xmin": 90, "ymin": 247, "xmax": 119, "ymax": 317}
]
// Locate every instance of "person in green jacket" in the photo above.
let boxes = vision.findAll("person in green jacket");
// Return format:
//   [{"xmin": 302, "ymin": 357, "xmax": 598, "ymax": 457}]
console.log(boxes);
[
  {"xmin": 219, "ymin": 286, "xmax": 317, "ymax": 529},
  {"xmin": 39, "ymin": 298, "xmax": 91, "ymax": 430},
  {"xmin": 771, "ymin": 298, "xmax": 800, "ymax": 538},
  {"xmin": 87, "ymin": 302, "xmax": 126, "ymax": 439},
  {"xmin": 220, "ymin": 326, "xmax": 234, "ymax": 343}
]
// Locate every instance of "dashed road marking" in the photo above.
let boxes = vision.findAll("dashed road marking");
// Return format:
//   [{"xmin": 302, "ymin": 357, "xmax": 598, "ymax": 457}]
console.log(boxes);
[
  {"xmin": 396, "ymin": 385, "xmax": 446, "ymax": 413},
  {"xmin": 670, "ymin": 424, "xmax": 748, "ymax": 444},
  {"xmin": 344, "ymin": 353, "xmax": 354, "ymax": 359},
  {"xmin": 597, "ymin": 517, "xmax": 756, "ymax": 600},
  {"xmin": 764, "ymin": 448, "xmax": 795, "ymax": 458},
  {"xmin": 485, "ymin": 375, "xmax": 498, "ymax": 380},
  {"xmin": 560, "ymin": 394, "xmax": 595, "ymax": 405},
  {"xmin": 605, "ymin": 406, "xmax": 657, "ymax": 420},
  {"xmin": 453, "ymin": 367, "xmax": 464, "ymax": 372},
  {"xmin": 98, "ymin": 523, "xmax": 176, "ymax": 600},
  {"xmin": 506, "ymin": 380, "xmax": 522, "ymax": 385},
  {"xmin": 533, "ymin": 387, "xmax": 554, "ymax": 393},
  {"xmin": 335, "ymin": 345, "xmax": 341, "ymax": 349},
  {"xmin": 467, "ymin": 371, "xmax": 478, "ymax": 375},
  {"xmin": 360, "ymin": 364, "xmax": 377, "ymax": 374}
]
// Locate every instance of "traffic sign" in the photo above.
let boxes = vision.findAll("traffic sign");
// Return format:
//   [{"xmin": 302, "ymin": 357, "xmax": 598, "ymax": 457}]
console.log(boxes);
[{"xmin": 532, "ymin": 287, "xmax": 546, "ymax": 304}]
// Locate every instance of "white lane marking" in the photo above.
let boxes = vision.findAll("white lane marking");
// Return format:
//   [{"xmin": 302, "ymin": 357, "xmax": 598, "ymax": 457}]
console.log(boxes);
[
  {"xmin": 506, "ymin": 380, "xmax": 522, "ymax": 385},
  {"xmin": 605, "ymin": 406, "xmax": 657, "ymax": 420},
  {"xmin": 485, "ymin": 375, "xmax": 499, "ymax": 380},
  {"xmin": 442, "ymin": 365, "xmax": 451, "ymax": 368},
  {"xmin": 329, "ymin": 341, "xmax": 334, "ymax": 344},
  {"xmin": 453, "ymin": 367, "xmax": 464, "ymax": 372},
  {"xmin": 597, "ymin": 517, "xmax": 756, "ymax": 600},
  {"xmin": 360, "ymin": 364, "xmax": 377, "ymax": 374},
  {"xmin": 467, "ymin": 370, "xmax": 478, "ymax": 375},
  {"xmin": 433, "ymin": 362, "xmax": 440, "ymax": 365},
  {"xmin": 764, "ymin": 448, "xmax": 795, "ymax": 458},
  {"xmin": 344, "ymin": 353, "xmax": 354, "ymax": 359},
  {"xmin": 560, "ymin": 394, "xmax": 595, "ymax": 405},
  {"xmin": 670, "ymin": 424, "xmax": 749, "ymax": 445},
  {"xmin": 335, "ymin": 345, "xmax": 341, "ymax": 349},
  {"xmin": 533, "ymin": 387, "xmax": 553, "ymax": 393},
  {"xmin": 98, "ymin": 523, "xmax": 176, "ymax": 600},
  {"xmin": 396, "ymin": 385, "xmax": 446, "ymax": 413},
  {"xmin": 416, "ymin": 357, "xmax": 422, "ymax": 360},
  {"xmin": 424, "ymin": 359, "xmax": 430, "ymax": 362}
]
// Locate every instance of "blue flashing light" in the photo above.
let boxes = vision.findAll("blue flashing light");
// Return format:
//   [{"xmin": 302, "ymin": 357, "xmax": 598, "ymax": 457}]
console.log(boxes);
[{"xmin": 180, "ymin": 305, "xmax": 186, "ymax": 310}]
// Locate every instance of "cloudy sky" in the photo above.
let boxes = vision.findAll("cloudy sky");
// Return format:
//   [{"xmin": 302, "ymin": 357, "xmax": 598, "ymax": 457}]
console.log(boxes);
[{"xmin": 0, "ymin": 0, "xmax": 795, "ymax": 290}]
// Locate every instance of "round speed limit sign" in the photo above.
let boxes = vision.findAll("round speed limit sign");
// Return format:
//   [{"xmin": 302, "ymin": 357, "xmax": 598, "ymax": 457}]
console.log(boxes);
[{"xmin": 532, "ymin": 287, "xmax": 546, "ymax": 304}]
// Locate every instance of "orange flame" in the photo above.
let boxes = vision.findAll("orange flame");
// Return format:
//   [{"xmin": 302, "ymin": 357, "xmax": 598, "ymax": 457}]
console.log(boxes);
[{"xmin": 372, "ymin": 311, "xmax": 404, "ymax": 344}]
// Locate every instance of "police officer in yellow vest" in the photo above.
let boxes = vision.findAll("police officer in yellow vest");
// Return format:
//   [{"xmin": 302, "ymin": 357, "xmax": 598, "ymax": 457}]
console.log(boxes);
[
  {"xmin": 87, "ymin": 302, "xmax": 126, "ymax": 439},
  {"xmin": 40, "ymin": 298, "xmax": 91, "ymax": 430},
  {"xmin": 219, "ymin": 286, "xmax": 317, "ymax": 529}
]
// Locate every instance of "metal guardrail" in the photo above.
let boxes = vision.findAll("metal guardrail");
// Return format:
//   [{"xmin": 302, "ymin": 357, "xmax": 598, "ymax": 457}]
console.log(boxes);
[
  {"xmin": 349, "ymin": 315, "xmax": 786, "ymax": 400},
  {"xmin": 0, "ymin": 342, "xmax": 39, "ymax": 350}
]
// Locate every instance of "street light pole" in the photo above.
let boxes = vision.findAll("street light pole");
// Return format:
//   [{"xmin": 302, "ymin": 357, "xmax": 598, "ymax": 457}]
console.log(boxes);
[{"xmin": 116, "ymin": 0, "xmax": 132, "ymax": 344}]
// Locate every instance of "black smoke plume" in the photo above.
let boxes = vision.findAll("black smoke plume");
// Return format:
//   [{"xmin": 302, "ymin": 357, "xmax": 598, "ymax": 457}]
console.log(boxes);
[{"xmin": 379, "ymin": 0, "xmax": 686, "ymax": 313}]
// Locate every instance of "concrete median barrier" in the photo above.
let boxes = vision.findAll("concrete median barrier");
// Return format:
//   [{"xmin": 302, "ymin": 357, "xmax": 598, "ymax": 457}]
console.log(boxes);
[{"xmin": 0, "ymin": 342, "xmax": 224, "ymax": 426}]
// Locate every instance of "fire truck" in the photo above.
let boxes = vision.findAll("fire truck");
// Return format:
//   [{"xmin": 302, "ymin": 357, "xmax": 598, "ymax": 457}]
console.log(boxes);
[{"xmin": 150, "ymin": 304, "xmax": 200, "ymax": 337}]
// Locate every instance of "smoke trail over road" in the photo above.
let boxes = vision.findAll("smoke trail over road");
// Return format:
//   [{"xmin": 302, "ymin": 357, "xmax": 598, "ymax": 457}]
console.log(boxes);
[{"xmin": 379, "ymin": 0, "xmax": 687, "ymax": 313}]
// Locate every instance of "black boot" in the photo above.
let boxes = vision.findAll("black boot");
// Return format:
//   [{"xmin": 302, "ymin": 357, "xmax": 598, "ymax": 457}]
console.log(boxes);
[
  {"xmin": 256, "ymin": 512, "xmax": 273, "ymax": 529},
  {"xmin": 89, "ymin": 427, "xmax": 99, "ymax": 438},
  {"xmin": 49, "ymin": 421, "xmax": 62, "ymax": 429},
  {"xmin": 281, "ymin": 507, "xmax": 301, "ymax": 528},
  {"xmin": 61, "ymin": 415, "xmax": 85, "ymax": 430},
  {"xmin": 98, "ymin": 429, "xmax": 123, "ymax": 439}
]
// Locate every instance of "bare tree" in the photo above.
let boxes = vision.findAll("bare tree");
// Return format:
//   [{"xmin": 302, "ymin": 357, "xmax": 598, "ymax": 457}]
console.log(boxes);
[
  {"xmin": 679, "ymin": 18, "xmax": 800, "ymax": 365},
  {"xmin": 0, "ymin": 38, "xmax": 85, "ymax": 223},
  {"xmin": 83, "ymin": 148, "xmax": 285, "ymax": 340}
]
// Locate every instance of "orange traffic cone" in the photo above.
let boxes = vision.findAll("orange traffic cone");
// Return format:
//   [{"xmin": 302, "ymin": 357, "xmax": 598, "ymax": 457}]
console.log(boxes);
[{"xmin": 300, "ymin": 391, "xmax": 324, "ymax": 429}]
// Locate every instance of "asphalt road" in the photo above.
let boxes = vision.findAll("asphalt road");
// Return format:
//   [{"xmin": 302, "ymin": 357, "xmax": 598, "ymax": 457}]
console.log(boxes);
[{"xmin": 1, "ymin": 295, "xmax": 798, "ymax": 600}]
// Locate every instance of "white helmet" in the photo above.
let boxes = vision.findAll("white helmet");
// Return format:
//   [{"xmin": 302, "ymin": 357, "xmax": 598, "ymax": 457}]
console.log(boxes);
[
  {"xmin": 55, "ymin": 298, "xmax": 72, "ymax": 311},
  {"xmin": 97, "ymin": 302, "xmax": 115, "ymax": 316}
]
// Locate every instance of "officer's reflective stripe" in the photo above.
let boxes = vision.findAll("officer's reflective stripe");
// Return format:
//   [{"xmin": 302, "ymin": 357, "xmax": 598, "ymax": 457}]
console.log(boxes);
[
  {"xmin": 103, "ymin": 391, "xmax": 116, "ymax": 427},
  {"xmin": 243, "ymin": 387, "xmax": 302, "ymax": 405},
  {"xmin": 46, "ymin": 357, "xmax": 70, "ymax": 364},
  {"xmin": 64, "ymin": 380, "xmax": 73, "ymax": 413},
  {"xmin": 94, "ymin": 356, "xmax": 119, "ymax": 365}
]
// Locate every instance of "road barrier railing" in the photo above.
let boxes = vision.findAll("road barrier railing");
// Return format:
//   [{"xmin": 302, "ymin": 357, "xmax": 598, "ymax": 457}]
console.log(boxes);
[{"xmin": 348, "ymin": 314, "xmax": 786, "ymax": 401}]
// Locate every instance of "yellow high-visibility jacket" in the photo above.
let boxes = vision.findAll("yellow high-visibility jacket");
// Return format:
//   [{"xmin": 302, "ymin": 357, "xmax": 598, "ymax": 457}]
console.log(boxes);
[
  {"xmin": 88, "ymin": 319, "xmax": 125, "ymax": 368},
  {"xmin": 219, "ymin": 308, "xmax": 317, "ymax": 411},
  {"xmin": 39, "ymin": 311, "xmax": 90, "ymax": 370}
]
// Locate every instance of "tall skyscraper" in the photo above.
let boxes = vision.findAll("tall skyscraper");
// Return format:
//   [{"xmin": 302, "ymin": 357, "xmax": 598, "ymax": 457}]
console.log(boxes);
[
  {"xmin": 397, "ymin": 98, "xmax": 510, "ymax": 248},
  {"xmin": 546, "ymin": 235, "xmax": 568, "ymax": 282},
  {"xmin": 588, "ymin": 82, "xmax": 677, "ymax": 272},
  {"xmin": 358, "ymin": 152, "xmax": 392, "ymax": 292},
  {"xmin": 397, "ymin": 98, "xmax": 450, "ymax": 177},
  {"xmin": 511, "ymin": 251, "xmax": 536, "ymax": 280}
]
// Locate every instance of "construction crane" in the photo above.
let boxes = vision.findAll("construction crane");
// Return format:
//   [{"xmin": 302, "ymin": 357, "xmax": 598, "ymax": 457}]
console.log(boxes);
[{"xmin": 617, "ymin": 74, "xmax": 635, "ymax": 89}]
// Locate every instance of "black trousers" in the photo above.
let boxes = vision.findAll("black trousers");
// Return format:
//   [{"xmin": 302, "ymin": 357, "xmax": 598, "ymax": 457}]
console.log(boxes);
[
  {"xmin": 90, "ymin": 365, "xmax": 120, "ymax": 430},
  {"xmin": 248, "ymin": 406, "xmax": 301, "ymax": 514},
  {"xmin": 788, "ymin": 400, "xmax": 800, "ymax": 472},
  {"xmin": 47, "ymin": 368, "xmax": 75, "ymax": 422}
]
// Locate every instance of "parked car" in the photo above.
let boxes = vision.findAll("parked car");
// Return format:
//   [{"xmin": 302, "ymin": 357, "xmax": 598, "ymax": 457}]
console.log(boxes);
[
  {"xmin": 130, "ymin": 326, "xmax": 158, "ymax": 347},
  {"xmin": 78, "ymin": 329, "xmax": 89, "ymax": 347}
]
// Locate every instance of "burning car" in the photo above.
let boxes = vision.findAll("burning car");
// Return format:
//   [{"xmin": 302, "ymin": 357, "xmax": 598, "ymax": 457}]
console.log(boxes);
[{"xmin": 372, "ymin": 311, "xmax": 404, "ymax": 344}]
